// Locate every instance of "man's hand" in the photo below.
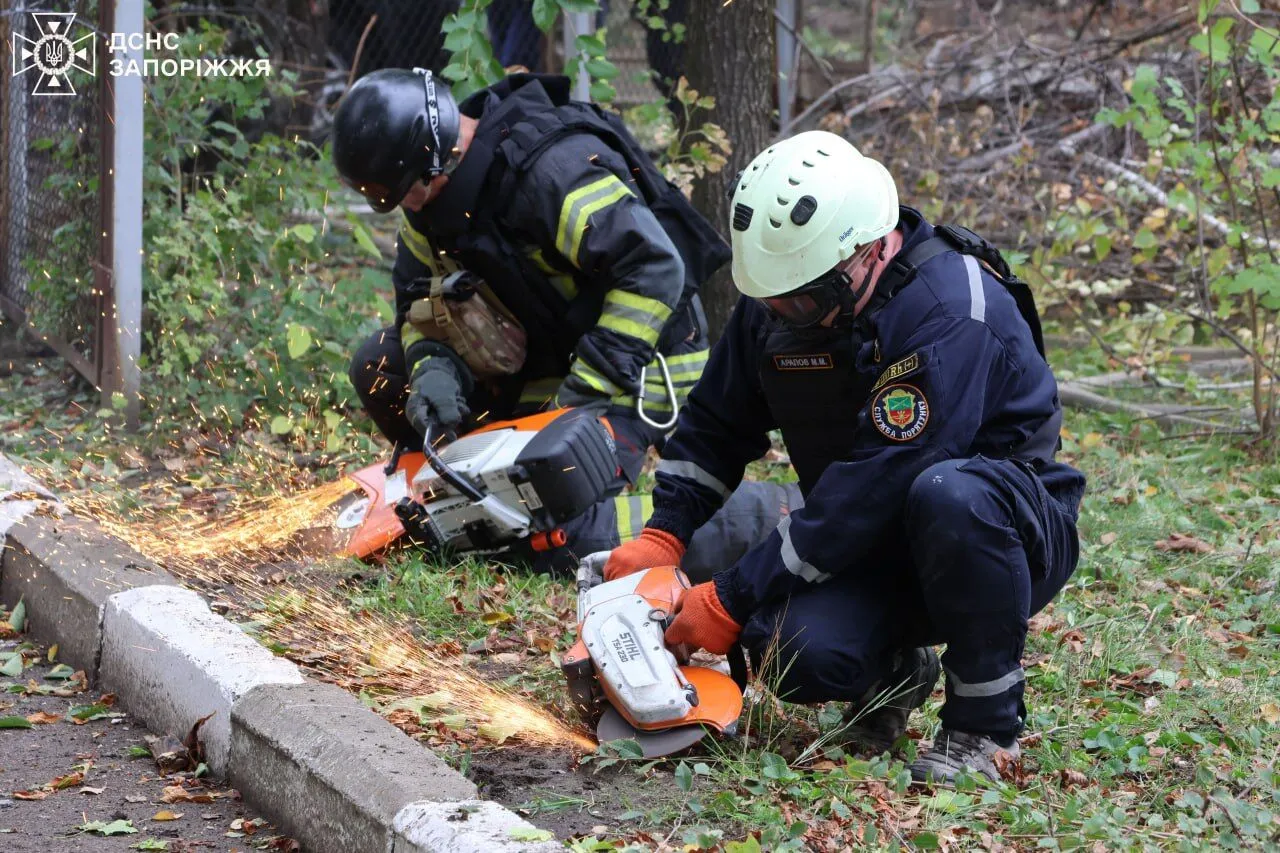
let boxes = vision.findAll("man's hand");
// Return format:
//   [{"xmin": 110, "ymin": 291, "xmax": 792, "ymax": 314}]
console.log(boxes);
[
  {"xmin": 405, "ymin": 357, "xmax": 470, "ymax": 439},
  {"xmin": 665, "ymin": 581, "xmax": 741, "ymax": 655},
  {"xmin": 603, "ymin": 528, "xmax": 686, "ymax": 582}
]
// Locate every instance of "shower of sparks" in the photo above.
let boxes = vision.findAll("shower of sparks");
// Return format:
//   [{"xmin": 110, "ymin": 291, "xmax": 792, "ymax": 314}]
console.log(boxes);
[{"xmin": 66, "ymin": 481, "xmax": 595, "ymax": 752}]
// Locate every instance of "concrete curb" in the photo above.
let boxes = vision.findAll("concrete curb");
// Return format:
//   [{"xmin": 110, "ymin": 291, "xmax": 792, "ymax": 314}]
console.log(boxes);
[
  {"xmin": 0, "ymin": 454, "xmax": 564, "ymax": 852},
  {"xmin": 100, "ymin": 585, "xmax": 306, "ymax": 775}
]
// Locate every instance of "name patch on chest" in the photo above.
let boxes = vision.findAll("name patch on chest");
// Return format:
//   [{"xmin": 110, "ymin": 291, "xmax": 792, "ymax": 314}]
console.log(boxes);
[
  {"xmin": 773, "ymin": 353, "xmax": 834, "ymax": 371},
  {"xmin": 871, "ymin": 384, "xmax": 930, "ymax": 441}
]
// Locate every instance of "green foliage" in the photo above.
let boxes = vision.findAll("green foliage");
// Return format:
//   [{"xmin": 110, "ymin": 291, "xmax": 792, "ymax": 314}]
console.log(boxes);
[
  {"xmin": 137, "ymin": 24, "xmax": 382, "ymax": 438},
  {"xmin": 1092, "ymin": 12, "xmax": 1280, "ymax": 435},
  {"xmin": 441, "ymin": 0, "xmax": 620, "ymax": 103},
  {"xmin": 625, "ymin": 78, "xmax": 731, "ymax": 194}
]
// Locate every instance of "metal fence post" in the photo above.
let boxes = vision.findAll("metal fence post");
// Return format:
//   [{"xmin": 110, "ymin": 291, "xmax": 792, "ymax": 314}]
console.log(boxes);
[
  {"xmin": 108, "ymin": 0, "xmax": 144, "ymax": 426},
  {"xmin": 561, "ymin": 10, "xmax": 595, "ymax": 101},
  {"xmin": 4, "ymin": 3, "xmax": 31, "ymax": 323},
  {"xmin": 776, "ymin": 0, "xmax": 799, "ymax": 129}
]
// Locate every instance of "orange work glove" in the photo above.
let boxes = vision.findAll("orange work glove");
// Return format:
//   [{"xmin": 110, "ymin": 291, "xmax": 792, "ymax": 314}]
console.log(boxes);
[
  {"xmin": 664, "ymin": 582, "xmax": 742, "ymax": 656},
  {"xmin": 603, "ymin": 528, "xmax": 686, "ymax": 582}
]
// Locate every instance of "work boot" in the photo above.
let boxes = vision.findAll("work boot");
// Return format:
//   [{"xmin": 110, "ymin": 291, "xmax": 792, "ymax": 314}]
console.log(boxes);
[
  {"xmin": 908, "ymin": 729, "xmax": 1021, "ymax": 784},
  {"xmin": 841, "ymin": 647, "xmax": 941, "ymax": 754}
]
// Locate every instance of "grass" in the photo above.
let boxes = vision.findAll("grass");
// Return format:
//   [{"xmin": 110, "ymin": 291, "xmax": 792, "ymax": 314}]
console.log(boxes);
[
  {"xmin": 7, "ymin": 332, "xmax": 1279, "ymax": 848},
  {"xmin": 360, "ymin": 344, "xmax": 1280, "ymax": 851}
]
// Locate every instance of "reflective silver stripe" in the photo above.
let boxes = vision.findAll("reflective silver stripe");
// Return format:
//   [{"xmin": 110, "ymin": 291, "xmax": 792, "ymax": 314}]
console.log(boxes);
[
  {"xmin": 777, "ymin": 514, "xmax": 832, "ymax": 584},
  {"xmin": 945, "ymin": 666, "xmax": 1024, "ymax": 698},
  {"xmin": 655, "ymin": 459, "xmax": 732, "ymax": 499},
  {"xmin": 963, "ymin": 255, "xmax": 986, "ymax": 323}
]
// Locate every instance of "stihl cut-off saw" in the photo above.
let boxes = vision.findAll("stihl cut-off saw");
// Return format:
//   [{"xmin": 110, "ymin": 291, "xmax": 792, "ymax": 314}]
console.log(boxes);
[
  {"xmin": 318, "ymin": 408, "xmax": 619, "ymax": 559},
  {"xmin": 562, "ymin": 561, "xmax": 744, "ymax": 757}
]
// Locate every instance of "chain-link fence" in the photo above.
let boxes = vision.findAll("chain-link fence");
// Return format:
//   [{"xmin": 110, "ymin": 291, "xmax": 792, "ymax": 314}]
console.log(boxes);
[{"xmin": 0, "ymin": 0, "xmax": 110, "ymax": 382}]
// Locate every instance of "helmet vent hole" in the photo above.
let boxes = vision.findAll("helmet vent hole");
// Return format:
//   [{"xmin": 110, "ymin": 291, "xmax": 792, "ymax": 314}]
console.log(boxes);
[
  {"xmin": 802, "ymin": 159, "xmax": 814, "ymax": 167},
  {"xmin": 732, "ymin": 203, "xmax": 754, "ymax": 232},
  {"xmin": 776, "ymin": 196, "xmax": 789, "ymax": 206},
  {"xmin": 768, "ymin": 217, "xmax": 782, "ymax": 229},
  {"xmin": 817, "ymin": 149, "xmax": 829, "ymax": 156},
  {"xmin": 787, "ymin": 177, "xmax": 800, "ymax": 186}
]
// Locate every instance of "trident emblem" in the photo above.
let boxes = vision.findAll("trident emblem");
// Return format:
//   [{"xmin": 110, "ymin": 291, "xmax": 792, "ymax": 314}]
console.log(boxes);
[{"xmin": 11, "ymin": 12, "xmax": 96, "ymax": 96}]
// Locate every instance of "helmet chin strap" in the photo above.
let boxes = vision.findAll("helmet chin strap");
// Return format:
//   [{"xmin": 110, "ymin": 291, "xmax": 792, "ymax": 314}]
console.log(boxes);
[{"xmin": 832, "ymin": 238, "xmax": 885, "ymax": 327}]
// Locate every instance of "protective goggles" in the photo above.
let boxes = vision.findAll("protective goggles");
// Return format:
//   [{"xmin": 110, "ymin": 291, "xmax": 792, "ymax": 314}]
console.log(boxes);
[{"xmin": 759, "ymin": 241, "xmax": 880, "ymax": 329}]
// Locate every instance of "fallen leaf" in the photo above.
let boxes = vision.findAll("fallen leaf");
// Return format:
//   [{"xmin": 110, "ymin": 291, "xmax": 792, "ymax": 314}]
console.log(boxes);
[
  {"xmin": 478, "ymin": 719, "xmax": 521, "ymax": 744},
  {"xmin": 1154, "ymin": 533, "xmax": 1213, "ymax": 554},
  {"xmin": 1100, "ymin": 532, "xmax": 1117, "ymax": 546},
  {"xmin": 12, "ymin": 789, "xmax": 49, "ymax": 800},
  {"xmin": 25, "ymin": 711, "xmax": 62, "ymax": 725},
  {"xmin": 480, "ymin": 610, "xmax": 514, "ymax": 625},
  {"xmin": 0, "ymin": 715, "xmax": 33, "ymax": 729},
  {"xmin": 78, "ymin": 786, "xmax": 106, "ymax": 795},
  {"xmin": 125, "ymin": 794, "xmax": 148, "ymax": 803},
  {"xmin": 1227, "ymin": 644, "xmax": 1249, "ymax": 659},
  {"xmin": 77, "ymin": 818, "xmax": 137, "ymax": 836},
  {"xmin": 152, "ymin": 810, "xmax": 182, "ymax": 821},
  {"xmin": 51, "ymin": 771, "xmax": 85, "ymax": 791},
  {"xmin": 161, "ymin": 785, "xmax": 214, "ymax": 804},
  {"xmin": 1261, "ymin": 703, "xmax": 1280, "ymax": 725}
]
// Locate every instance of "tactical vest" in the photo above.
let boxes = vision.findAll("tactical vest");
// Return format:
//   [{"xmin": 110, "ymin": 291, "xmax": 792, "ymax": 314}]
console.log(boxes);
[
  {"xmin": 420, "ymin": 75, "xmax": 729, "ymax": 379},
  {"xmin": 758, "ymin": 223, "xmax": 1061, "ymax": 493}
]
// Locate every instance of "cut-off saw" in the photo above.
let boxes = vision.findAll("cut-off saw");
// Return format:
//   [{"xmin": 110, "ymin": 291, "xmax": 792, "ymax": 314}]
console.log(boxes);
[{"xmin": 562, "ymin": 560, "xmax": 744, "ymax": 757}]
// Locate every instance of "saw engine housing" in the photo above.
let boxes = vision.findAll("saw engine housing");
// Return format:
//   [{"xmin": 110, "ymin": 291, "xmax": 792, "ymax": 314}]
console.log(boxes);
[
  {"xmin": 562, "ymin": 566, "xmax": 743, "ymax": 745},
  {"xmin": 332, "ymin": 409, "xmax": 618, "ymax": 557}
]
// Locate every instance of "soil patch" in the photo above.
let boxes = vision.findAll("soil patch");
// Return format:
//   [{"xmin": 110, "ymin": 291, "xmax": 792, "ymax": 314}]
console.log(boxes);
[{"xmin": 464, "ymin": 746, "xmax": 689, "ymax": 840}]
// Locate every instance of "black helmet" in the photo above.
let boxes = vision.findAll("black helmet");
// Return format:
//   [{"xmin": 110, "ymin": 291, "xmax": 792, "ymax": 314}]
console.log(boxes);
[{"xmin": 332, "ymin": 68, "xmax": 462, "ymax": 213}]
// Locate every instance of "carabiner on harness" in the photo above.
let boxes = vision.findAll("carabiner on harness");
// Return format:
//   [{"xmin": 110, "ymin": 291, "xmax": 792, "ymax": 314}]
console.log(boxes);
[{"xmin": 635, "ymin": 352, "xmax": 679, "ymax": 431}]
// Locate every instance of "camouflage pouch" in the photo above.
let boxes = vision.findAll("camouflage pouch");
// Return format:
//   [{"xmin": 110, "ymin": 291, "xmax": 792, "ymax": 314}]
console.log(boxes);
[{"xmin": 406, "ymin": 271, "xmax": 527, "ymax": 378}]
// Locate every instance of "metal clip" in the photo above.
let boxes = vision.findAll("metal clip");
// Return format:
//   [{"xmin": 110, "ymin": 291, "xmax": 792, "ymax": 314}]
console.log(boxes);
[{"xmin": 635, "ymin": 351, "xmax": 679, "ymax": 430}]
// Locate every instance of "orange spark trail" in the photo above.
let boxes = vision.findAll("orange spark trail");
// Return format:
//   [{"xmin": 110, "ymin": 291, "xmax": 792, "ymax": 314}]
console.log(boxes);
[{"xmin": 69, "ymin": 482, "xmax": 595, "ymax": 752}]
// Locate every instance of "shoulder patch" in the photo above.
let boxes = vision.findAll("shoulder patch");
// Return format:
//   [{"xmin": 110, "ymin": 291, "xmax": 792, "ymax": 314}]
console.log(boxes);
[
  {"xmin": 871, "ymin": 351, "xmax": 923, "ymax": 391},
  {"xmin": 871, "ymin": 384, "xmax": 930, "ymax": 441}
]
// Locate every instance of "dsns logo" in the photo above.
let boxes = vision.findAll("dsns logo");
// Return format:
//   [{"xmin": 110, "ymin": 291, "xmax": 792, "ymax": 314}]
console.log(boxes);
[{"xmin": 11, "ymin": 12, "xmax": 96, "ymax": 96}]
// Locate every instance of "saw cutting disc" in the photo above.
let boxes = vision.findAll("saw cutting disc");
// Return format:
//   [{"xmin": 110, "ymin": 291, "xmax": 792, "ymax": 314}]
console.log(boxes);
[{"xmin": 596, "ymin": 707, "xmax": 708, "ymax": 758}]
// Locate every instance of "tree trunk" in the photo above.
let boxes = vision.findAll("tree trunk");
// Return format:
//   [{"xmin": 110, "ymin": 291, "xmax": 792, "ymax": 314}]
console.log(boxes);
[{"xmin": 684, "ymin": 0, "xmax": 775, "ymax": 342}]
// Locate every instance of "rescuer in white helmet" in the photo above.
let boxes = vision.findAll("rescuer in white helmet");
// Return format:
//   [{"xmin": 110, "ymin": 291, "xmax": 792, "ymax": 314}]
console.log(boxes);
[{"xmin": 603, "ymin": 130, "xmax": 1086, "ymax": 784}]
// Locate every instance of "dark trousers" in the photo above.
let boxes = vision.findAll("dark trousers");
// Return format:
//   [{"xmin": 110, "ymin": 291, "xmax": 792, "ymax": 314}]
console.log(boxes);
[{"xmin": 738, "ymin": 456, "xmax": 1083, "ymax": 739}]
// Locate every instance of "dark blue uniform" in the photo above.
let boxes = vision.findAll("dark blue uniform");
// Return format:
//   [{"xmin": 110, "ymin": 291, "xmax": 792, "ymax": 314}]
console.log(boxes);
[{"xmin": 646, "ymin": 208, "xmax": 1086, "ymax": 739}]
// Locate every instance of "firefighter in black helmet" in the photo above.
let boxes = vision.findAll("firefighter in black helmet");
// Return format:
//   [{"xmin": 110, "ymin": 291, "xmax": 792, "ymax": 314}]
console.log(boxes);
[{"xmin": 331, "ymin": 68, "xmax": 803, "ymax": 575}]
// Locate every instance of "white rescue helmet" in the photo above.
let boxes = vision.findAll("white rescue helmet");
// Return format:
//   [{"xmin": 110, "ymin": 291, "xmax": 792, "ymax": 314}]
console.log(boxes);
[{"xmin": 729, "ymin": 131, "xmax": 899, "ymax": 299}]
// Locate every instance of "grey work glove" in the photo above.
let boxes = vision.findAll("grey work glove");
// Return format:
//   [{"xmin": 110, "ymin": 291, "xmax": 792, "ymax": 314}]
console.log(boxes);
[{"xmin": 405, "ymin": 355, "xmax": 472, "ymax": 441}]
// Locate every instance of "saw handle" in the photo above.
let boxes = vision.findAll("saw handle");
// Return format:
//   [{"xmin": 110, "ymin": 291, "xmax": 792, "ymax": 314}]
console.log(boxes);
[{"xmin": 422, "ymin": 423, "xmax": 486, "ymax": 502}]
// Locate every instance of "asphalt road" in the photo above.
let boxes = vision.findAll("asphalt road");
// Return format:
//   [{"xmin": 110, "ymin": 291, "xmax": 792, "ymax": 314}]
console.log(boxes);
[{"xmin": 0, "ymin": 640, "xmax": 295, "ymax": 853}]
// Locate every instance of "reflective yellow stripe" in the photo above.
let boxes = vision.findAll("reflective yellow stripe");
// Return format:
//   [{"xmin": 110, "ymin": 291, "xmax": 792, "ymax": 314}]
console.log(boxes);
[
  {"xmin": 399, "ymin": 321, "xmax": 425, "ymax": 349},
  {"xmin": 530, "ymin": 248, "xmax": 578, "ymax": 300},
  {"xmin": 571, "ymin": 360, "xmax": 623, "ymax": 397},
  {"xmin": 614, "ymin": 494, "xmax": 654, "ymax": 543},
  {"xmin": 398, "ymin": 212, "xmax": 435, "ymax": 266},
  {"xmin": 598, "ymin": 290, "xmax": 671, "ymax": 346},
  {"xmin": 556, "ymin": 175, "xmax": 635, "ymax": 267},
  {"xmin": 398, "ymin": 212, "xmax": 461, "ymax": 274},
  {"xmin": 664, "ymin": 348, "xmax": 709, "ymax": 384},
  {"xmin": 518, "ymin": 376, "xmax": 562, "ymax": 405}
]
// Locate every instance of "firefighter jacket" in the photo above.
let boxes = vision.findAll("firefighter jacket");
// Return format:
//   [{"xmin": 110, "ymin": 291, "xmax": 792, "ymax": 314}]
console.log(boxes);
[
  {"xmin": 645, "ymin": 207, "xmax": 1087, "ymax": 623},
  {"xmin": 391, "ymin": 73, "xmax": 727, "ymax": 418}
]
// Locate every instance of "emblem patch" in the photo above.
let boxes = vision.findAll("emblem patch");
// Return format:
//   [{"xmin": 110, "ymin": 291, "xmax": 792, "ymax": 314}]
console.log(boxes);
[
  {"xmin": 871, "ymin": 384, "xmax": 929, "ymax": 441},
  {"xmin": 773, "ymin": 353, "xmax": 833, "ymax": 371},
  {"xmin": 871, "ymin": 352, "xmax": 921, "ymax": 391}
]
